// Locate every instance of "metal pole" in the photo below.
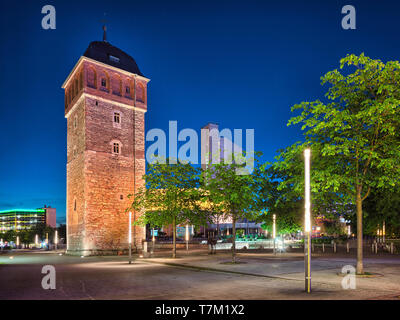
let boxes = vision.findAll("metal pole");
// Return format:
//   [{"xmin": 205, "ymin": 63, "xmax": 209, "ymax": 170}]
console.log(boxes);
[
  {"xmin": 273, "ymin": 214, "xmax": 276, "ymax": 255},
  {"xmin": 152, "ymin": 228, "xmax": 155, "ymax": 255},
  {"xmin": 346, "ymin": 241, "xmax": 349, "ymax": 253},
  {"xmin": 186, "ymin": 224, "xmax": 189, "ymax": 252},
  {"xmin": 304, "ymin": 148, "xmax": 312, "ymax": 293},
  {"xmin": 322, "ymin": 243, "xmax": 325, "ymax": 253},
  {"xmin": 128, "ymin": 211, "xmax": 132, "ymax": 264},
  {"xmin": 54, "ymin": 230, "xmax": 58, "ymax": 251},
  {"xmin": 383, "ymin": 221, "xmax": 386, "ymax": 244}
]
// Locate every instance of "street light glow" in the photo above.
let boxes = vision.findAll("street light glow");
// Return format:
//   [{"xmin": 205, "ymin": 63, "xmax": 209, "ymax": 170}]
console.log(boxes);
[
  {"xmin": 304, "ymin": 147, "xmax": 312, "ymax": 293},
  {"xmin": 128, "ymin": 212, "xmax": 132, "ymax": 244},
  {"xmin": 272, "ymin": 214, "xmax": 276, "ymax": 239},
  {"xmin": 304, "ymin": 148, "xmax": 311, "ymax": 233},
  {"xmin": 185, "ymin": 224, "xmax": 189, "ymax": 242}
]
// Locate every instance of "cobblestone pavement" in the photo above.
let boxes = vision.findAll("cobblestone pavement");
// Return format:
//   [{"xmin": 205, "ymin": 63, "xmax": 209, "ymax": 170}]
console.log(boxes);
[{"xmin": 0, "ymin": 249, "xmax": 399, "ymax": 300}]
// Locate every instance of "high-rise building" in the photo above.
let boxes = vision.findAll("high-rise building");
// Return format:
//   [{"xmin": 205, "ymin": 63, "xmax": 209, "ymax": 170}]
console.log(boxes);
[
  {"xmin": 62, "ymin": 29, "xmax": 149, "ymax": 255},
  {"xmin": 0, "ymin": 207, "xmax": 56, "ymax": 232}
]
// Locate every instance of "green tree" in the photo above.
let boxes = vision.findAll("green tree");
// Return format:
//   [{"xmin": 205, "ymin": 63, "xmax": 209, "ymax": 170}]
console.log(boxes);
[
  {"xmin": 257, "ymin": 165, "xmax": 303, "ymax": 236},
  {"xmin": 363, "ymin": 189, "xmax": 400, "ymax": 237},
  {"xmin": 203, "ymin": 152, "xmax": 263, "ymax": 263},
  {"xmin": 129, "ymin": 158, "xmax": 208, "ymax": 258},
  {"xmin": 278, "ymin": 54, "xmax": 400, "ymax": 274}
]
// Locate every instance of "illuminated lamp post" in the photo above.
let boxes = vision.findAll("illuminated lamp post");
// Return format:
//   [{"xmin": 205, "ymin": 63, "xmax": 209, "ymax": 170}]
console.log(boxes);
[
  {"xmin": 128, "ymin": 211, "xmax": 132, "ymax": 264},
  {"xmin": 272, "ymin": 214, "xmax": 276, "ymax": 255},
  {"xmin": 383, "ymin": 221, "xmax": 386, "ymax": 244},
  {"xmin": 35, "ymin": 234, "xmax": 39, "ymax": 248},
  {"xmin": 16, "ymin": 236, "xmax": 20, "ymax": 248},
  {"xmin": 304, "ymin": 148, "xmax": 312, "ymax": 293},
  {"xmin": 54, "ymin": 230, "xmax": 58, "ymax": 251},
  {"xmin": 152, "ymin": 228, "xmax": 155, "ymax": 255},
  {"xmin": 185, "ymin": 224, "xmax": 189, "ymax": 252}
]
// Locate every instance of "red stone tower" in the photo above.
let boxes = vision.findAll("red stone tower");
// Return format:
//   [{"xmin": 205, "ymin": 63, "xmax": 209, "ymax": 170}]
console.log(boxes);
[{"xmin": 62, "ymin": 34, "xmax": 149, "ymax": 255}]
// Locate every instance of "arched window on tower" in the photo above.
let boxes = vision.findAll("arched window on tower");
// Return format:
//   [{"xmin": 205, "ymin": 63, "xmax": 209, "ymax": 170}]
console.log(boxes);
[
  {"xmin": 75, "ymin": 79, "xmax": 78, "ymax": 96},
  {"xmin": 87, "ymin": 67, "xmax": 97, "ymax": 89},
  {"xmin": 79, "ymin": 71, "xmax": 83, "ymax": 90},
  {"xmin": 111, "ymin": 74, "xmax": 122, "ymax": 96},
  {"xmin": 136, "ymin": 82, "xmax": 145, "ymax": 103},
  {"xmin": 99, "ymin": 70, "xmax": 109, "ymax": 92}
]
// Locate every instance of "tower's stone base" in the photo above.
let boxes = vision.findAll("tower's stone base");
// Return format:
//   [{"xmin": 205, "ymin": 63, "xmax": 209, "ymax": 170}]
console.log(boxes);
[{"xmin": 66, "ymin": 246, "xmax": 142, "ymax": 257}]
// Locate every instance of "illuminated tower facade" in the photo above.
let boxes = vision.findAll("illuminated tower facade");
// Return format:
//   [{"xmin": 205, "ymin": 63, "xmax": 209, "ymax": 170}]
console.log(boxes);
[{"xmin": 62, "ymin": 32, "xmax": 149, "ymax": 255}]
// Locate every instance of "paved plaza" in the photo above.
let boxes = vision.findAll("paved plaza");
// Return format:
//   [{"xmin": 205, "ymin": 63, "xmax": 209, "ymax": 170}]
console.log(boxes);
[{"xmin": 1, "ymin": 249, "xmax": 400, "ymax": 300}]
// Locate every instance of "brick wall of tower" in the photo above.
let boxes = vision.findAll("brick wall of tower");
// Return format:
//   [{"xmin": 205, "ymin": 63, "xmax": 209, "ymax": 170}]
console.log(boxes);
[
  {"xmin": 83, "ymin": 96, "xmax": 146, "ymax": 252},
  {"xmin": 65, "ymin": 57, "xmax": 149, "ymax": 255},
  {"xmin": 66, "ymin": 99, "xmax": 86, "ymax": 252}
]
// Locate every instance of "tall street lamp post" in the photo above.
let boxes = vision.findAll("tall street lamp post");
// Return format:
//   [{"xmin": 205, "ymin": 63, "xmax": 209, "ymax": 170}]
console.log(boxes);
[
  {"xmin": 128, "ymin": 211, "xmax": 132, "ymax": 264},
  {"xmin": 273, "ymin": 214, "xmax": 276, "ymax": 255},
  {"xmin": 152, "ymin": 228, "xmax": 155, "ymax": 255},
  {"xmin": 304, "ymin": 148, "xmax": 312, "ymax": 293},
  {"xmin": 54, "ymin": 230, "xmax": 58, "ymax": 251},
  {"xmin": 185, "ymin": 224, "xmax": 189, "ymax": 252}
]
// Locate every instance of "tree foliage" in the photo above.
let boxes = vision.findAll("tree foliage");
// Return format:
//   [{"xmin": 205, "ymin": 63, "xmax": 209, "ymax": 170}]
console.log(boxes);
[
  {"xmin": 129, "ymin": 158, "xmax": 207, "ymax": 258},
  {"xmin": 203, "ymin": 152, "xmax": 264, "ymax": 263},
  {"xmin": 273, "ymin": 54, "xmax": 400, "ymax": 273}
]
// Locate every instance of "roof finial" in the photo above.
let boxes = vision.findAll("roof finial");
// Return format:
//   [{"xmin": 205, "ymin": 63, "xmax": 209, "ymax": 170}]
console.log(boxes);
[{"xmin": 102, "ymin": 24, "xmax": 107, "ymax": 42}]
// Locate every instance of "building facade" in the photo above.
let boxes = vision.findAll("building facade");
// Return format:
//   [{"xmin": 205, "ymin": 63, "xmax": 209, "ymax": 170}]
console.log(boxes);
[
  {"xmin": 63, "ymin": 35, "xmax": 149, "ymax": 255},
  {"xmin": 0, "ymin": 207, "xmax": 56, "ymax": 232}
]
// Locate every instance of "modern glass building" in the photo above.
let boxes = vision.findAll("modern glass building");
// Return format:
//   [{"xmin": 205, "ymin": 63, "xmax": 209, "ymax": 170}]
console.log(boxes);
[{"xmin": 0, "ymin": 207, "xmax": 56, "ymax": 232}]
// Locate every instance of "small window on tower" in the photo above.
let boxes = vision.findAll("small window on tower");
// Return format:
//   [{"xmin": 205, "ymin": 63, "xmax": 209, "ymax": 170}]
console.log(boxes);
[
  {"xmin": 120, "ymin": 195, "xmax": 123, "ymax": 200},
  {"xmin": 101, "ymin": 78, "xmax": 107, "ymax": 87},
  {"xmin": 73, "ymin": 116, "xmax": 77, "ymax": 130},
  {"xmin": 74, "ymin": 199, "xmax": 77, "ymax": 211},
  {"xmin": 114, "ymin": 112, "xmax": 120, "ymax": 124},
  {"xmin": 113, "ymin": 142, "xmax": 120, "ymax": 154},
  {"xmin": 125, "ymin": 86, "xmax": 130, "ymax": 94}
]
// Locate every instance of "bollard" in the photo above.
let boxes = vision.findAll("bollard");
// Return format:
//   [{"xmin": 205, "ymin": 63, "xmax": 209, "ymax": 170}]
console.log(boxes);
[
  {"xmin": 390, "ymin": 242, "xmax": 394, "ymax": 254},
  {"xmin": 346, "ymin": 242, "xmax": 349, "ymax": 253},
  {"xmin": 322, "ymin": 243, "xmax": 325, "ymax": 253},
  {"xmin": 333, "ymin": 242, "xmax": 337, "ymax": 253},
  {"xmin": 375, "ymin": 242, "xmax": 378, "ymax": 254},
  {"xmin": 372, "ymin": 243, "xmax": 374, "ymax": 253}
]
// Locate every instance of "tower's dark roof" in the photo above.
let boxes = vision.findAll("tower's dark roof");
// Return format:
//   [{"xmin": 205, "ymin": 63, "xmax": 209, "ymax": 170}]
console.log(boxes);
[{"xmin": 83, "ymin": 41, "xmax": 144, "ymax": 76}]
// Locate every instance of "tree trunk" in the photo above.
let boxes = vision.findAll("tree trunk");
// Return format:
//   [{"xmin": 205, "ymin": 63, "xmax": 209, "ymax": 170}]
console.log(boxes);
[
  {"xmin": 172, "ymin": 216, "xmax": 176, "ymax": 259},
  {"xmin": 232, "ymin": 215, "xmax": 236, "ymax": 263},
  {"xmin": 356, "ymin": 188, "xmax": 363, "ymax": 274}
]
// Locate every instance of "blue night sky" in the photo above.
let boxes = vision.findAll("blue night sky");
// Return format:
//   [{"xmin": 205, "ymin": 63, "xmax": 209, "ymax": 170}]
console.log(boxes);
[{"xmin": 1, "ymin": 0, "xmax": 400, "ymax": 224}]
